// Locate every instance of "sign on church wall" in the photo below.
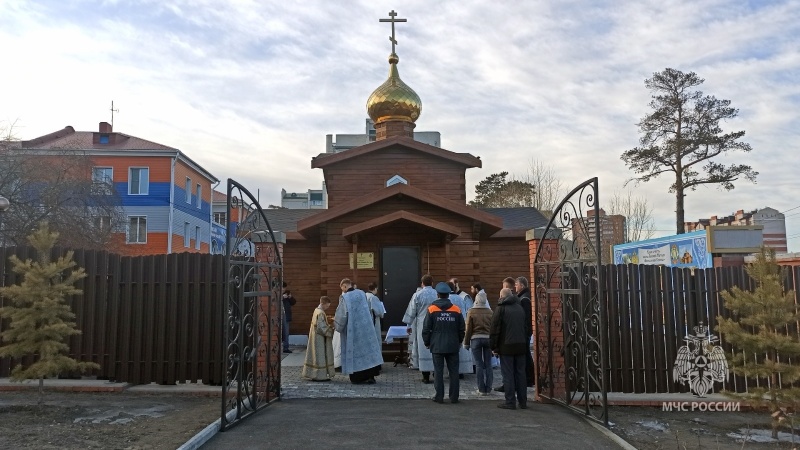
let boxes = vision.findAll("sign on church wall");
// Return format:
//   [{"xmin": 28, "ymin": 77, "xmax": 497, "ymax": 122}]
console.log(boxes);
[{"xmin": 349, "ymin": 252, "xmax": 375, "ymax": 269}]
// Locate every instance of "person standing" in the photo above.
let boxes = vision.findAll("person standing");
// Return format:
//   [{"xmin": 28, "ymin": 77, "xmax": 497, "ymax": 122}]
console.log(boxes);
[
  {"xmin": 464, "ymin": 287, "xmax": 493, "ymax": 395},
  {"xmin": 469, "ymin": 282, "xmax": 487, "ymax": 308},
  {"xmin": 282, "ymin": 282, "xmax": 296, "ymax": 354},
  {"xmin": 491, "ymin": 287, "xmax": 528, "ymax": 409},
  {"xmin": 515, "ymin": 276, "xmax": 534, "ymax": 387},
  {"xmin": 334, "ymin": 278, "xmax": 384, "ymax": 384},
  {"xmin": 450, "ymin": 277, "xmax": 473, "ymax": 310},
  {"xmin": 493, "ymin": 277, "xmax": 517, "ymax": 392},
  {"xmin": 403, "ymin": 275, "xmax": 437, "ymax": 383},
  {"xmin": 302, "ymin": 296, "xmax": 335, "ymax": 381},
  {"xmin": 423, "ymin": 282, "xmax": 465, "ymax": 404},
  {"xmin": 365, "ymin": 282, "xmax": 386, "ymax": 348},
  {"xmin": 447, "ymin": 281, "xmax": 473, "ymax": 378}
]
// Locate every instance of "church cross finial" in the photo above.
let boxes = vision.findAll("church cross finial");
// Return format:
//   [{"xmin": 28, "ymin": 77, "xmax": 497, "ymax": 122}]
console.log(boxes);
[{"xmin": 379, "ymin": 10, "xmax": 407, "ymax": 55}]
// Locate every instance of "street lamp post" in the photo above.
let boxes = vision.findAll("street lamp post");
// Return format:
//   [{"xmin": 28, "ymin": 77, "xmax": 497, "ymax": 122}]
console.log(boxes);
[{"xmin": 0, "ymin": 195, "xmax": 10, "ymax": 247}]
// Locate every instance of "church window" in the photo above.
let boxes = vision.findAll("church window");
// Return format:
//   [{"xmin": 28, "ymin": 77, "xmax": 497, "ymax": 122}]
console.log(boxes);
[{"xmin": 386, "ymin": 175, "xmax": 408, "ymax": 187}]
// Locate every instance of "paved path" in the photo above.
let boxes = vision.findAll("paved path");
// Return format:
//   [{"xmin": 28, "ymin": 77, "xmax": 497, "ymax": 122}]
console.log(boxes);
[{"xmin": 201, "ymin": 347, "xmax": 624, "ymax": 449}]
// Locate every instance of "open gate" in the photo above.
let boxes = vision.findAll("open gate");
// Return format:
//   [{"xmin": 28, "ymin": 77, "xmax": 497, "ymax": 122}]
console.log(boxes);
[
  {"xmin": 533, "ymin": 177, "xmax": 608, "ymax": 426},
  {"xmin": 221, "ymin": 179, "xmax": 283, "ymax": 431}
]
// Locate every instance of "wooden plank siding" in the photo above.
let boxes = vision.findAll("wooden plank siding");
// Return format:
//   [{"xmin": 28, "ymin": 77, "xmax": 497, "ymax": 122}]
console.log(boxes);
[{"xmin": 322, "ymin": 147, "xmax": 468, "ymax": 207}]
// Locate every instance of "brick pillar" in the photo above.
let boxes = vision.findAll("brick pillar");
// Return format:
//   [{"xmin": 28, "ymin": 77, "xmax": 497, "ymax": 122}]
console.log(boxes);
[{"xmin": 527, "ymin": 228, "xmax": 566, "ymax": 403}]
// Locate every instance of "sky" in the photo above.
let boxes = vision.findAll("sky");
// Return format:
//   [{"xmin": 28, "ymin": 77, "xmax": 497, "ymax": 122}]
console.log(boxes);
[{"xmin": 1, "ymin": 0, "xmax": 799, "ymax": 250}]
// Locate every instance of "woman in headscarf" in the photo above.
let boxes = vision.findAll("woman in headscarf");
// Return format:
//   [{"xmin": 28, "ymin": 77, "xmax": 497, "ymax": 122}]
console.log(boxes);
[{"xmin": 463, "ymin": 283, "xmax": 493, "ymax": 395}]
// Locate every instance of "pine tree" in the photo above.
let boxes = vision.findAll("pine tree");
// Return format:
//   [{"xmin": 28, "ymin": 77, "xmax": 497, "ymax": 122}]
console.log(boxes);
[
  {"xmin": 0, "ymin": 222, "xmax": 100, "ymax": 401},
  {"xmin": 716, "ymin": 247, "xmax": 800, "ymax": 439}
]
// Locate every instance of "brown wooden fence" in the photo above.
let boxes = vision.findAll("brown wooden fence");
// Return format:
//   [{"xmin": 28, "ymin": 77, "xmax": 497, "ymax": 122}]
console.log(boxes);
[
  {"xmin": 4, "ymin": 243, "xmax": 799, "ymax": 393},
  {"xmin": 604, "ymin": 264, "xmax": 800, "ymax": 394},
  {"xmin": 0, "ymin": 246, "xmax": 226, "ymax": 385}
]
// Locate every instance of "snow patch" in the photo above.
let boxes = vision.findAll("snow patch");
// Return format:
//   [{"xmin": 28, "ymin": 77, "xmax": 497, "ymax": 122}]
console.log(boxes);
[{"xmin": 727, "ymin": 428, "xmax": 800, "ymax": 444}]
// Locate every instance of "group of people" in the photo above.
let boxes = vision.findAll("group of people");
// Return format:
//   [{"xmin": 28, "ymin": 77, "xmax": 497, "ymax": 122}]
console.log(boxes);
[
  {"xmin": 404, "ymin": 274, "xmax": 533, "ymax": 409},
  {"xmin": 297, "ymin": 274, "xmax": 535, "ymax": 410},
  {"xmin": 301, "ymin": 279, "xmax": 385, "ymax": 384}
]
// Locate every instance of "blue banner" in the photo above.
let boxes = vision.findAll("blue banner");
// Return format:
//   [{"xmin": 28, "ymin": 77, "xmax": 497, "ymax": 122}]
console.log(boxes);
[{"xmin": 613, "ymin": 230, "xmax": 711, "ymax": 269}]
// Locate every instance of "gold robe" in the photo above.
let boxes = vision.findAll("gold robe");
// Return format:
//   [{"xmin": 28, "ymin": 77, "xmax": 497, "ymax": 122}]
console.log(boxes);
[{"xmin": 302, "ymin": 306, "xmax": 335, "ymax": 380}]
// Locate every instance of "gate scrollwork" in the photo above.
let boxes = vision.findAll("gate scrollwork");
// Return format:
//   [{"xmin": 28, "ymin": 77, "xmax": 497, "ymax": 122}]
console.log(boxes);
[
  {"xmin": 221, "ymin": 179, "xmax": 283, "ymax": 431},
  {"xmin": 534, "ymin": 177, "xmax": 608, "ymax": 426}
]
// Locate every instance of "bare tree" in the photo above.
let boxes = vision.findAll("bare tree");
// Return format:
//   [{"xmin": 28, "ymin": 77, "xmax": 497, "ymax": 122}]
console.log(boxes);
[
  {"xmin": 520, "ymin": 158, "xmax": 564, "ymax": 218},
  {"xmin": 0, "ymin": 123, "xmax": 124, "ymax": 251},
  {"xmin": 607, "ymin": 190, "xmax": 656, "ymax": 243}
]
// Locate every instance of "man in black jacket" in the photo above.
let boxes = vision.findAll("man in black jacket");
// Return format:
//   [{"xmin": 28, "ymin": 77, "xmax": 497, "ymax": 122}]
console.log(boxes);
[
  {"xmin": 515, "ymin": 276, "xmax": 534, "ymax": 387},
  {"xmin": 423, "ymin": 282, "xmax": 466, "ymax": 404},
  {"xmin": 490, "ymin": 288, "xmax": 528, "ymax": 409}
]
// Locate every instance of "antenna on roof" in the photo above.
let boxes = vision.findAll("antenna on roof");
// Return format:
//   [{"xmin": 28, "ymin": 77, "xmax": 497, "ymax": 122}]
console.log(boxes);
[{"xmin": 110, "ymin": 101, "xmax": 119, "ymax": 128}]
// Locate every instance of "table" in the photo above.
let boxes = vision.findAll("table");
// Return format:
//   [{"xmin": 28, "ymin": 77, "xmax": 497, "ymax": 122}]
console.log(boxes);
[{"xmin": 384, "ymin": 326, "xmax": 410, "ymax": 367}]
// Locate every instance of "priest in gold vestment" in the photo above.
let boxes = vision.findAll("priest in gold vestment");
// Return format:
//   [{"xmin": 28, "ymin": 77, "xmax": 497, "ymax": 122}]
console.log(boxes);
[{"xmin": 302, "ymin": 296, "xmax": 335, "ymax": 381}]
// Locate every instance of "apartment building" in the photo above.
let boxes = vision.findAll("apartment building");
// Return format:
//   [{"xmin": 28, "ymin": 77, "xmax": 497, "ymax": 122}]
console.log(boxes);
[
  {"xmin": 685, "ymin": 207, "xmax": 787, "ymax": 253},
  {"xmin": 19, "ymin": 122, "xmax": 218, "ymax": 255}
]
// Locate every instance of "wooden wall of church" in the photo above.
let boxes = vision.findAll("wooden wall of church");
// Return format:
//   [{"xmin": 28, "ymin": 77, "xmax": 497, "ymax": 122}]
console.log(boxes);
[
  {"xmin": 323, "ymin": 146, "xmax": 468, "ymax": 207},
  {"xmin": 478, "ymin": 238, "xmax": 531, "ymax": 293},
  {"xmin": 282, "ymin": 239, "xmax": 321, "ymax": 335}
]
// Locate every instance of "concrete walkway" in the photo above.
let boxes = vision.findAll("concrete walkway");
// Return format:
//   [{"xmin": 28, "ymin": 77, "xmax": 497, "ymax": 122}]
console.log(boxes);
[{"xmin": 199, "ymin": 347, "xmax": 627, "ymax": 449}]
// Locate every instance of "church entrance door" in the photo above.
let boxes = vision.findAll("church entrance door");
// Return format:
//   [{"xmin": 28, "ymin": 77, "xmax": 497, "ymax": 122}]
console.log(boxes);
[{"xmin": 380, "ymin": 246, "xmax": 420, "ymax": 329}]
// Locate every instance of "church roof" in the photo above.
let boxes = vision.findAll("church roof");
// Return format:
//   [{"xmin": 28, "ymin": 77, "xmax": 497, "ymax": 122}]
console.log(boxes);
[
  {"xmin": 255, "ymin": 204, "xmax": 549, "ymax": 240},
  {"xmin": 480, "ymin": 207, "xmax": 550, "ymax": 238},
  {"xmin": 311, "ymin": 135, "xmax": 481, "ymax": 169},
  {"xmin": 295, "ymin": 182, "xmax": 502, "ymax": 236},
  {"xmin": 259, "ymin": 209, "xmax": 322, "ymax": 233}
]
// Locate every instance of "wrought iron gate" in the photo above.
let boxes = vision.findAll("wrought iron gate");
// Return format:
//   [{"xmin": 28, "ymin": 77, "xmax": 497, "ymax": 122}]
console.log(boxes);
[
  {"xmin": 533, "ymin": 177, "xmax": 608, "ymax": 426},
  {"xmin": 221, "ymin": 179, "xmax": 283, "ymax": 431}
]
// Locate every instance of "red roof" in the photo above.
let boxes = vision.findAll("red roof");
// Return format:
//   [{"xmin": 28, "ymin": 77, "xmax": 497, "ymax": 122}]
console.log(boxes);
[{"xmin": 21, "ymin": 126, "xmax": 177, "ymax": 151}]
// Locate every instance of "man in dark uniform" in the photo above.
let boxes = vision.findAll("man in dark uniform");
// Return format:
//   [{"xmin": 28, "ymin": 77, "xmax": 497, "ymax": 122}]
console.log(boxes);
[{"xmin": 423, "ymin": 282, "xmax": 466, "ymax": 404}]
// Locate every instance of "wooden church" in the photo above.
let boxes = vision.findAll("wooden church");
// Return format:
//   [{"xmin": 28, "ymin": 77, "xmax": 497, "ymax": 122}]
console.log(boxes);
[{"xmin": 263, "ymin": 13, "xmax": 548, "ymax": 333}]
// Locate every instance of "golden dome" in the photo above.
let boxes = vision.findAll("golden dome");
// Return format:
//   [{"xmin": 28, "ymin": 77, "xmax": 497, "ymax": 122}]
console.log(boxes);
[{"xmin": 366, "ymin": 53, "xmax": 421, "ymax": 124}]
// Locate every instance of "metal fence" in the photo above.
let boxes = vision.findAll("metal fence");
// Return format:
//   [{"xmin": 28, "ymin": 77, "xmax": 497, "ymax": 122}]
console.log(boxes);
[
  {"xmin": 603, "ymin": 263, "xmax": 800, "ymax": 393},
  {"xmin": 0, "ymin": 246, "xmax": 226, "ymax": 385}
]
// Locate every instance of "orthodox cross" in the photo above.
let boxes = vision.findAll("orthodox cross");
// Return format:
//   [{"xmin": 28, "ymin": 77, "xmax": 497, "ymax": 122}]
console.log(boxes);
[
  {"xmin": 379, "ymin": 10, "xmax": 407, "ymax": 54},
  {"xmin": 110, "ymin": 101, "xmax": 119, "ymax": 128}
]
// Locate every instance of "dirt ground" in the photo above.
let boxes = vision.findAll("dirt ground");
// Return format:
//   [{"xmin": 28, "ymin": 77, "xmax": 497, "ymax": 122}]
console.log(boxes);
[
  {"xmin": 0, "ymin": 391, "xmax": 218, "ymax": 450},
  {"xmin": 610, "ymin": 406, "xmax": 800, "ymax": 449}
]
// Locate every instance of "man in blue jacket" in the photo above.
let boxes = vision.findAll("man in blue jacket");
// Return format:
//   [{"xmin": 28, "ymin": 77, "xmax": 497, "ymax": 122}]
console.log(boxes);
[{"xmin": 423, "ymin": 282, "xmax": 466, "ymax": 404}]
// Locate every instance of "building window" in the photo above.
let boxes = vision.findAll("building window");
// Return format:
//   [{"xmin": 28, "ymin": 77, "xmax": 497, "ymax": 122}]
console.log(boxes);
[
  {"xmin": 99, "ymin": 134, "xmax": 109, "ymax": 144},
  {"xmin": 185, "ymin": 177, "xmax": 192, "ymax": 203},
  {"xmin": 386, "ymin": 175, "xmax": 408, "ymax": 187},
  {"xmin": 92, "ymin": 167, "xmax": 113, "ymax": 194},
  {"xmin": 195, "ymin": 226, "xmax": 201, "ymax": 250},
  {"xmin": 127, "ymin": 216, "xmax": 147, "ymax": 243},
  {"xmin": 129, "ymin": 168, "xmax": 149, "ymax": 195},
  {"xmin": 213, "ymin": 212, "xmax": 227, "ymax": 226},
  {"xmin": 196, "ymin": 184, "xmax": 202, "ymax": 208},
  {"xmin": 184, "ymin": 222, "xmax": 190, "ymax": 247}
]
